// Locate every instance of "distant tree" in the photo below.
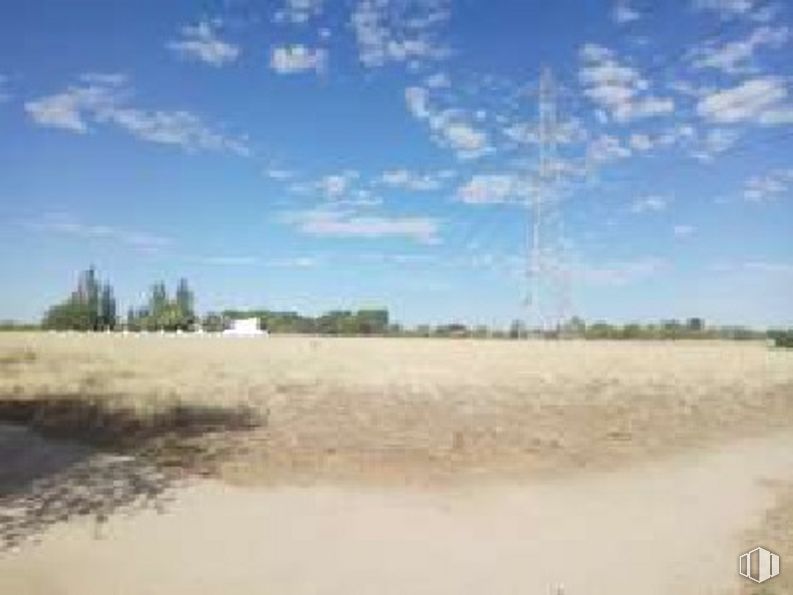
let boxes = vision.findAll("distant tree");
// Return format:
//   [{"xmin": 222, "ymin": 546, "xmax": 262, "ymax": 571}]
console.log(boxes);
[
  {"xmin": 42, "ymin": 266, "xmax": 116, "ymax": 331},
  {"xmin": 768, "ymin": 329, "xmax": 793, "ymax": 348},
  {"xmin": 415, "ymin": 324, "xmax": 432, "ymax": 338},
  {"xmin": 99, "ymin": 283, "xmax": 117, "ymax": 330},
  {"xmin": 175, "ymin": 278, "xmax": 195, "ymax": 329},
  {"xmin": 472, "ymin": 325, "xmax": 490, "ymax": 339},
  {"xmin": 686, "ymin": 317, "xmax": 705, "ymax": 333},
  {"xmin": 621, "ymin": 323, "xmax": 643, "ymax": 339},
  {"xmin": 356, "ymin": 309, "xmax": 389, "ymax": 335},
  {"xmin": 201, "ymin": 312, "xmax": 228, "ymax": 333},
  {"xmin": 563, "ymin": 316, "xmax": 586, "ymax": 336},
  {"xmin": 508, "ymin": 319, "xmax": 526, "ymax": 340},
  {"xmin": 79, "ymin": 266, "xmax": 101, "ymax": 330}
]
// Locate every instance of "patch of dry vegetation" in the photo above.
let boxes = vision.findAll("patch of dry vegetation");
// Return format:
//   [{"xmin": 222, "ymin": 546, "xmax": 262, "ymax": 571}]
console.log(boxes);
[
  {"xmin": 739, "ymin": 480, "xmax": 793, "ymax": 595},
  {"xmin": 1, "ymin": 333, "xmax": 791, "ymax": 486}
]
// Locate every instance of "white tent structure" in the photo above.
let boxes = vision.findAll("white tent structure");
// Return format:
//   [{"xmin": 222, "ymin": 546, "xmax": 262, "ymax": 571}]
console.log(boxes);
[{"xmin": 222, "ymin": 318, "xmax": 268, "ymax": 337}]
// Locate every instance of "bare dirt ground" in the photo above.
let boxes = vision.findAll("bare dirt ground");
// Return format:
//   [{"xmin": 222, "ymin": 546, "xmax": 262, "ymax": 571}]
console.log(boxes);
[{"xmin": 0, "ymin": 334, "xmax": 791, "ymax": 594}]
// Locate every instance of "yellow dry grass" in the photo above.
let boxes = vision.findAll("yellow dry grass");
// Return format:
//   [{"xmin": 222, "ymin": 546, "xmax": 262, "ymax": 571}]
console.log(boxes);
[{"xmin": 1, "ymin": 333, "xmax": 791, "ymax": 485}]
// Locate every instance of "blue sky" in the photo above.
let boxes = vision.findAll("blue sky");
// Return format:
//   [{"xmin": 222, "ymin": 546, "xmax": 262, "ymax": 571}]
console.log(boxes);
[{"xmin": 1, "ymin": 0, "xmax": 791, "ymax": 327}]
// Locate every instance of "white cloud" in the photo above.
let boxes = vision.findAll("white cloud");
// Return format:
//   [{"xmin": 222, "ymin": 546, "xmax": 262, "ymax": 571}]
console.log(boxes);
[
  {"xmin": 696, "ymin": 76, "xmax": 793, "ymax": 124},
  {"xmin": 424, "ymin": 72, "xmax": 450, "ymax": 88},
  {"xmin": 25, "ymin": 76, "xmax": 249, "ymax": 155},
  {"xmin": 405, "ymin": 86, "xmax": 431, "ymax": 118},
  {"xmin": 265, "ymin": 256, "xmax": 321, "ymax": 268},
  {"xmin": 286, "ymin": 208, "xmax": 440, "ymax": 243},
  {"xmin": 690, "ymin": 128, "xmax": 739, "ymax": 161},
  {"xmin": 201, "ymin": 256, "xmax": 259, "ymax": 266},
  {"xmin": 612, "ymin": 1, "xmax": 640, "ymax": 23},
  {"xmin": 167, "ymin": 20, "xmax": 240, "ymax": 67},
  {"xmin": 350, "ymin": 0, "xmax": 450, "ymax": 68},
  {"xmin": 743, "ymin": 261, "xmax": 793, "ymax": 275},
  {"xmin": 579, "ymin": 43, "xmax": 674, "ymax": 122},
  {"xmin": 692, "ymin": 0, "xmax": 770, "ymax": 20},
  {"xmin": 270, "ymin": 45, "xmax": 327, "ymax": 74},
  {"xmin": 630, "ymin": 195, "xmax": 669, "ymax": 213},
  {"xmin": 288, "ymin": 171, "xmax": 382, "ymax": 206},
  {"xmin": 743, "ymin": 168, "xmax": 793, "ymax": 201},
  {"xmin": 380, "ymin": 169, "xmax": 445, "ymax": 191},
  {"xmin": 104, "ymin": 108, "xmax": 250, "ymax": 155},
  {"xmin": 587, "ymin": 134, "xmax": 632, "ymax": 163},
  {"xmin": 629, "ymin": 133, "xmax": 654, "ymax": 151},
  {"xmin": 442, "ymin": 121, "xmax": 489, "ymax": 157},
  {"xmin": 24, "ymin": 80, "xmax": 119, "ymax": 132},
  {"xmin": 576, "ymin": 257, "xmax": 667, "ymax": 286},
  {"xmin": 673, "ymin": 224, "xmax": 696, "ymax": 237},
  {"xmin": 404, "ymin": 85, "xmax": 490, "ymax": 159},
  {"xmin": 318, "ymin": 171, "xmax": 359, "ymax": 197},
  {"xmin": 689, "ymin": 26, "xmax": 789, "ymax": 74},
  {"xmin": 26, "ymin": 214, "xmax": 171, "ymax": 252},
  {"xmin": 264, "ymin": 168, "xmax": 296, "ymax": 180},
  {"xmin": 457, "ymin": 174, "xmax": 526, "ymax": 204},
  {"xmin": 504, "ymin": 117, "xmax": 587, "ymax": 146},
  {"xmin": 274, "ymin": 0, "xmax": 324, "ymax": 23}
]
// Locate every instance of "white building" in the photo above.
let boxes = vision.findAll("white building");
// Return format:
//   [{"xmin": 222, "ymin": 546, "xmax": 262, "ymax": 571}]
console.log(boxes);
[{"xmin": 222, "ymin": 318, "xmax": 268, "ymax": 337}]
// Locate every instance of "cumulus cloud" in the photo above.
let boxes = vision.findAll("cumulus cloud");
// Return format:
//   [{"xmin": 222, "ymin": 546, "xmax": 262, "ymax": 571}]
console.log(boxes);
[
  {"xmin": 380, "ymin": 169, "xmax": 448, "ymax": 191},
  {"xmin": 404, "ymin": 85, "xmax": 490, "ymax": 159},
  {"xmin": 287, "ymin": 170, "xmax": 382, "ymax": 206},
  {"xmin": 263, "ymin": 167, "xmax": 296, "ymax": 180},
  {"xmin": 424, "ymin": 72, "xmax": 451, "ymax": 88},
  {"xmin": 270, "ymin": 45, "xmax": 327, "ymax": 74},
  {"xmin": 689, "ymin": 26, "xmax": 790, "ymax": 74},
  {"xmin": 743, "ymin": 168, "xmax": 793, "ymax": 201},
  {"xmin": 456, "ymin": 174, "xmax": 528, "ymax": 204},
  {"xmin": 579, "ymin": 43, "xmax": 674, "ymax": 122},
  {"xmin": 167, "ymin": 20, "xmax": 240, "ymax": 67},
  {"xmin": 575, "ymin": 257, "xmax": 667, "ymax": 286},
  {"xmin": 286, "ymin": 208, "xmax": 440, "ymax": 243},
  {"xmin": 350, "ymin": 0, "xmax": 450, "ymax": 68},
  {"xmin": 630, "ymin": 195, "xmax": 669, "ymax": 213},
  {"xmin": 25, "ymin": 214, "xmax": 172, "ymax": 253},
  {"xmin": 692, "ymin": 0, "xmax": 771, "ymax": 20},
  {"xmin": 690, "ymin": 128, "xmax": 740, "ymax": 161},
  {"xmin": 612, "ymin": 1, "xmax": 641, "ymax": 23},
  {"xmin": 629, "ymin": 133, "xmax": 654, "ymax": 151},
  {"xmin": 696, "ymin": 76, "xmax": 793, "ymax": 124},
  {"xmin": 274, "ymin": 0, "xmax": 324, "ymax": 23},
  {"xmin": 25, "ymin": 76, "xmax": 249, "ymax": 155},
  {"xmin": 587, "ymin": 134, "xmax": 632, "ymax": 164},
  {"xmin": 673, "ymin": 224, "xmax": 696, "ymax": 237},
  {"xmin": 317, "ymin": 171, "xmax": 359, "ymax": 198}
]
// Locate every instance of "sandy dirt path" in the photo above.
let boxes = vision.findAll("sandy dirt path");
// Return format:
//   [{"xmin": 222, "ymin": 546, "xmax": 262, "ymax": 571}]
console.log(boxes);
[{"xmin": 1, "ymin": 432, "xmax": 792, "ymax": 595}]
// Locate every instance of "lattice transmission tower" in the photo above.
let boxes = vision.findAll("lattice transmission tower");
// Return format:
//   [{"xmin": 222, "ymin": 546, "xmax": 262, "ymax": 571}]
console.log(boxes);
[{"xmin": 525, "ymin": 67, "xmax": 572, "ymax": 334}]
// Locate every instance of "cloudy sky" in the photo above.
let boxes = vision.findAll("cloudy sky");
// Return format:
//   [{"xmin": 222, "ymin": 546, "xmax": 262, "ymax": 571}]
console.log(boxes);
[{"xmin": 1, "ymin": 0, "xmax": 791, "ymax": 327}]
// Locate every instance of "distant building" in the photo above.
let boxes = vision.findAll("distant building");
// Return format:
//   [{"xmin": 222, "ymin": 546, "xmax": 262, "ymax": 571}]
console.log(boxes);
[{"xmin": 222, "ymin": 317, "xmax": 267, "ymax": 336}]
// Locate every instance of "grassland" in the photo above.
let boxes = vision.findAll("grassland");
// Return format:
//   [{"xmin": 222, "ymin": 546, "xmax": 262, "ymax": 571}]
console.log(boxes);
[
  {"xmin": 1, "ymin": 333, "xmax": 791, "ymax": 484},
  {"xmin": 1, "ymin": 333, "xmax": 792, "ymax": 592}
]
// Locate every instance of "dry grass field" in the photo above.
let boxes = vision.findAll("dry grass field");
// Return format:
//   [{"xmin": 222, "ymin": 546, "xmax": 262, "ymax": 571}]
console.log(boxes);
[
  {"xmin": 1, "ymin": 333, "xmax": 791, "ymax": 594},
  {"xmin": 1, "ymin": 333, "xmax": 791, "ymax": 483}
]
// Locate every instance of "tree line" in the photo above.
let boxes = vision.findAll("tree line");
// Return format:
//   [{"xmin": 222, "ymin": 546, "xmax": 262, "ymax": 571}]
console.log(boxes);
[
  {"xmin": 43, "ymin": 267, "xmax": 195, "ymax": 332},
  {"xmin": 34, "ymin": 266, "xmax": 793, "ymax": 347}
]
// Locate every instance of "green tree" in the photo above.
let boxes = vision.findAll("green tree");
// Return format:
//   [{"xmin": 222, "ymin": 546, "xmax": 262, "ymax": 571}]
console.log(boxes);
[
  {"xmin": 99, "ymin": 283, "xmax": 116, "ymax": 330},
  {"xmin": 42, "ymin": 266, "xmax": 116, "ymax": 331},
  {"xmin": 508, "ymin": 319, "xmax": 525, "ymax": 339},
  {"xmin": 175, "ymin": 278, "xmax": 195, "ymax": 329},
  {"xmin": 686, "ymin": 317, "xmax": 705, "ymax": 333},
  {"xmin": 201, "ymin": 312, "xmax": 228, "ymax": 333}
]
